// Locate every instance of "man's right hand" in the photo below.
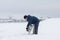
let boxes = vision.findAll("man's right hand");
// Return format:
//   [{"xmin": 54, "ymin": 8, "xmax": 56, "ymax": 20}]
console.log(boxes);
[{"xmin": 26, "ymin": 27, "xmax": 29, "ymax": 31}]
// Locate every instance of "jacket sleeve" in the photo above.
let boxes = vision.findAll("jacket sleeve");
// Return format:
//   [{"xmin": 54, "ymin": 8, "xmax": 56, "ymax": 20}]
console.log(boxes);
[{"xmin": 27, "ymin": 19, "xmax": 32, "ymax": 28}]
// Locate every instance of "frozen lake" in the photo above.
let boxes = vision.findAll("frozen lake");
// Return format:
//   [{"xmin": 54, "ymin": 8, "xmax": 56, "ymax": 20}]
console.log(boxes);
[{"xmin": 0, "ymin": 18, "xmax": 60, "ymax": 40}]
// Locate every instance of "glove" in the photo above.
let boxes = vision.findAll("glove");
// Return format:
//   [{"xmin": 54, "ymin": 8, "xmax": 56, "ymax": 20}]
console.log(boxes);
[{"xmin": 26, "ymin": 27, "xmax": 29, "ymax": 31}]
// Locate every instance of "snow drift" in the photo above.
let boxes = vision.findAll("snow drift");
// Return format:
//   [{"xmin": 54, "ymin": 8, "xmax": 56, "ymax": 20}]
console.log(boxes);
[{"xmin": 40, "ymin": 18, "xmax": 60, "ymax": 34}]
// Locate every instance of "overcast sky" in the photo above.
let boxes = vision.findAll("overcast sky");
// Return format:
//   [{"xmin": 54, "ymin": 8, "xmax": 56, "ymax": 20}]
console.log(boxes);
[{"xmin": 0, "ymin": 0, "xmax": 60, "ymax": 18}]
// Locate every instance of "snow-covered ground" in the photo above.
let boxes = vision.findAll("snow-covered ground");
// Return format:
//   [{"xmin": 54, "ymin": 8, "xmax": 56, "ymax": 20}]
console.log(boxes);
[{"xmin": 0, "ymin": 18, "xmax": 60, "ymax": 40}]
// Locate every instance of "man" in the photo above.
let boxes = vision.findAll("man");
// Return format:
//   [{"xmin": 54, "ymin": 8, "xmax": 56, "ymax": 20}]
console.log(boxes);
[{"xmin": 24, "ymin": 15, "xmax": 40, "ymax": 34}]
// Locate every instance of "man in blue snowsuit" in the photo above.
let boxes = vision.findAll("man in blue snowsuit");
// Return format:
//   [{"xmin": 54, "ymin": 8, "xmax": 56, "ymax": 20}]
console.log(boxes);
[{"xmin": 24, "ymin": 15, "xmax": 40, "ymax": 34}]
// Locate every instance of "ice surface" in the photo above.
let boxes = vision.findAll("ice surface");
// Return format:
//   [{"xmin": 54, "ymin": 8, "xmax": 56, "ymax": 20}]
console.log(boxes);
[{"xmin": 0, "ymin": 18, "xmax": 60, "ymax": 40}]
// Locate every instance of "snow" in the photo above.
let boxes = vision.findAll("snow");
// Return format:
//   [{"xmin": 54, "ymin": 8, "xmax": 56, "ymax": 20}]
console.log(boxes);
[{"xmin": 0, "ymin": 18, "xmax": 60, "ymax": 40}]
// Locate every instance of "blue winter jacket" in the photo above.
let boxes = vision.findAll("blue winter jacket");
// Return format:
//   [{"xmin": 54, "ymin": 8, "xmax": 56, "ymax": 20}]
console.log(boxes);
[{"xmin": 27, "ymin": 15, "xmax": 40, "ymax": 28}]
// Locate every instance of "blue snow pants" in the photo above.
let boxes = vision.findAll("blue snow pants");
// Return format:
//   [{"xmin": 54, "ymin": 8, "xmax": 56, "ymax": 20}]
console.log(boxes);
[{"xmin": 33, "ymin": 21, "xmax": 39, "ymax": 34}]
